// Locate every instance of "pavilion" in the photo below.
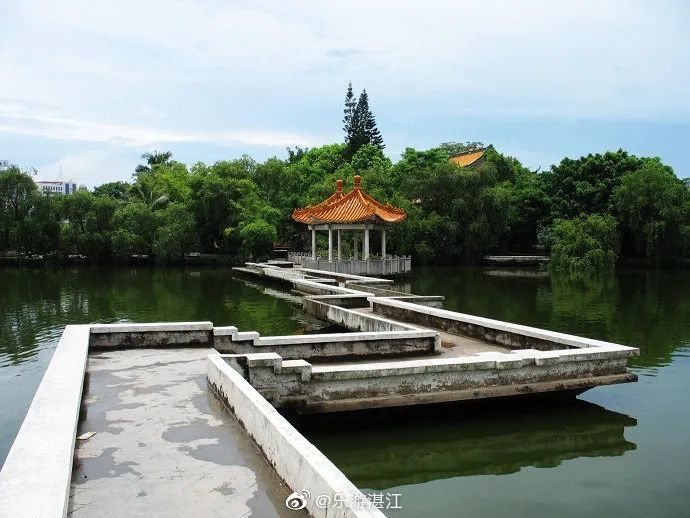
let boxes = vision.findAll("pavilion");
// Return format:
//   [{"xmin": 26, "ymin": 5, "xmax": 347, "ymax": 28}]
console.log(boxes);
[{"xmin": 290, "ymin": 175, "xmax": 411, "ymax": 275}]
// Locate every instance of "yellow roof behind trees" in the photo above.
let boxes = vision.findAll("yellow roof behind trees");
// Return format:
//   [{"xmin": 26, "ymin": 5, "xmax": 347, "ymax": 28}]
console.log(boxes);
[{"xmin": 449, "ymin": 146, "xmax": 492, "ymax": 167}]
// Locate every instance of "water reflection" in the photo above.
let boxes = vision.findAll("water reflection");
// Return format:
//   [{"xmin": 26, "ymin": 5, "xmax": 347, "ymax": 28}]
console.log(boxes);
[
  {"xmin": 402, "ymin": 266, "xmax": 690, "ymax": 369},
  {"xmin": 298, "ymin": 397, "xmax": 636, "ymax": 490},
  {"xmin": 0, "ymin": 267, "xmax": 328, "ymax": 367}
]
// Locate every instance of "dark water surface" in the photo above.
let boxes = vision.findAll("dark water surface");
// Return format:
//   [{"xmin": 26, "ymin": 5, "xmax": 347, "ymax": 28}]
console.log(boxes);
[
  {"xmin": 2, "ymin": 266, "xmax": 690, "ymax": 517},
  {"xmin": 0, "ymin": 266, "xmax": 327, "ymax": 464},
  {"xmin": 301, "ymin": 266, "xmax": 690, "ymax": 517}
]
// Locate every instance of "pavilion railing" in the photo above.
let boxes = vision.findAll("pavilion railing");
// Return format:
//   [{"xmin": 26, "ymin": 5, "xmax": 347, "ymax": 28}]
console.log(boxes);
[{"xmin": 287, "ymin": 252, "xmax": 411, "ymax": 275}]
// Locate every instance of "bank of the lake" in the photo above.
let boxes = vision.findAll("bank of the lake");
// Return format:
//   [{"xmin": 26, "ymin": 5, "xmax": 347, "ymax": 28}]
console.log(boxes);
[{"xmin": 2, "ymin": 265, "xmax": 689, "ymax": 517}]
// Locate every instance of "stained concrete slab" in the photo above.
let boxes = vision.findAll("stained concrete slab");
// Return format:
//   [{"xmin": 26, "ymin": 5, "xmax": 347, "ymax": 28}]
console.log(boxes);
[{"xmin": 68, "ymin": 348, "xmax": 303, "ymax": 517}]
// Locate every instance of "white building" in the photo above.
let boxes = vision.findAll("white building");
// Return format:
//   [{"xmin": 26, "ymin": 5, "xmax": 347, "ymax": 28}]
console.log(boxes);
[
  {"xmin": 0, "ymin": 160, "xmax": 9, "ymax": 174},
  {"xmin": 36, "ymin": 179, "xmax": 78, "ymax": 195}
]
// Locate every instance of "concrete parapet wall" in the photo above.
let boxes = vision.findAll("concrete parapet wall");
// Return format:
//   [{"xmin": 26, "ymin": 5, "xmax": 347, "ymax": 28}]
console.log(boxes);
[
  {"xmin": 371, "ymin": 298, "xmax": 638, "ymax": 352},
  {"xmin": 214, "ymin": 326, "xmax": 440, "ymax": 360},
  {"xmin": 303, "ymin": 297, "xmax": 419, "ymax": 333},
  {"xmin": 301, "ymin": 294, "xmax": 371, "ymax": 309},
  {"xmin": 294, "ymin": 279, "xmax": 371, "ymax": 297},
  {"xmin": 299, "ymin": 268, "xmax": 392, "ymax": 285},
  {"xmin": 230, "ymin": 347, "xmax": 637, "ymax": 413},
  {"xmin": 0, "ymin": 325, "xmax": 91, "ymax": 518},
  {"xmin": 376, "ymin": 295, "xmax": 445, "ymax": 309},
  {"xmin": 89, "ymin": 321, "xmax": 213, "ymax": 349},
  {"xmin": 207, "ymin": 353, "xmax": 386, "ymax": 518}
]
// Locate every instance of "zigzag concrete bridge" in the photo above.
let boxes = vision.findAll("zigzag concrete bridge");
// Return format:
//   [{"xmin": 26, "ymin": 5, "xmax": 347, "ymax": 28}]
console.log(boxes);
[{"xmin": 0, "ymin": 261, "xmax": 639, "ymax": 518}]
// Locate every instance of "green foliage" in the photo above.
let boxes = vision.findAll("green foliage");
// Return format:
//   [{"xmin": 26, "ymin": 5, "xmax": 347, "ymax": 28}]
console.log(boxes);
[
  {"xmin": 0, "ymin": 167, "xmax": 40, "ymax": 251},
  {"xmin": 613, "ymin": 160, "xmax": 690, "ymax": 262},
  {"xmin": 542, "ymin": 150, "xmax": 649, "ymax": 220},
  {"xmin": 438, "ymin": 142, "xmax": 486, "ymax": 157},
  {"xmin": 1, "ymin": 142, "xmax": 688, "ymax": 269},
  {"xmin": 111, "ymin": 228, "xmax": 144, "ymax": 258},
  {"xmin": 134, "ymin": 150, "xmax": 173, "ymax": 178},
  {"xmin": 238, "ymin": 220, "xmax": 277, "ymax": 259},
  {"xmin": 113, "ymin": 202, "xmax": 158, "ymax": 255},
  {"xmin": 153, "ymin": 202, "xmax": 198, "ymax": 261},
  {"xmin": 547, "ymin": 214, "xmax": 619, "ymax": 274},
  {"xmin": 93, "ymin": 181, "xmax": 130, "ymax": 200}
]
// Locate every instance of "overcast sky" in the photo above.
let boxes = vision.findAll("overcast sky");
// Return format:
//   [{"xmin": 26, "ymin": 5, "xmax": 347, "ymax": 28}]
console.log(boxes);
[{"xmin": 1, "ymin": 0, "xmax": 689, "ymax": 186}]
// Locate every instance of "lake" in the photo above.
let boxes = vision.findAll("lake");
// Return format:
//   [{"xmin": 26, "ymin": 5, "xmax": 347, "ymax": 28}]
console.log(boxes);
[{"xmin": 1, "ymin": 265, "xmax": 689, "ymax": 516}]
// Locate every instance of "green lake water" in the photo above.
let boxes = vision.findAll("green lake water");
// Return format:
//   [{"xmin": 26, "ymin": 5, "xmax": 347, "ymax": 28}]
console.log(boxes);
[{"xmin": 1, "ymin": 265, "xmax": 690, "ymax": 516}]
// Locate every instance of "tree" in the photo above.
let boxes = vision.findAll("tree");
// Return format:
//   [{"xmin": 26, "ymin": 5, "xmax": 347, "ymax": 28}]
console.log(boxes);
[
  {"xmin": 342, "ymin": 82, "xmax": 357, "ymax": 146},
  {"xmin": 153, "ymin": 202, "xmax": 198, "ymax": 261},
  {"xmin": 0, "ymin": 166, "xmax": 37, "ymax": 223},
  {"xmin": 286, "ymin": 147, "xmax": 309, "ymax": 164},
  {"xmin": 541, "ymin": 150, "xmax": 649, "ymax": 221},
  {"xmin": 112, "ymin": 202, "xmax": 158, "ymax": 256},
  {"xmin": 58, "ymin": 191, "xmax": 116, "ymax": 258},
  {"xmin": 438, "ymin": 141, "xmax": 486, "ymax": 157},
  {"xmin": 613, "ymin": 160, "xmax": 690, "ymax": 262},
  {"xmin": 238, "ymin": 219, "xmax": 276, "ymax": 259},
  {"xmin": 93, "ymin": 181, "xmax": 131, "ymax": 200},
  {"xmin": 0, "ymin": 167, "xmax": 41, "ymax": 252},
  {"xmin": 360, "ymin": 89, "xmax": 384, "ymax": 150},
  {"xmin": 134, "ymin": 150, "xmax": 173, "ymax": 178},
  {"xmin": 546, "ymin": 214, "xmax": 619, "ymax": 274},
  {"xmin": 343, "ymin": 87, "xmax": 384, "ymax": 159}
]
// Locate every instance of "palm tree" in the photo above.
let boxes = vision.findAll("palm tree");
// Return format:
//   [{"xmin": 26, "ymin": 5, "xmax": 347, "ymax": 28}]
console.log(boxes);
[
  {"xmin": 129, "ymin": 175, "xmax": 169, "ymax": 209},
  {"xmin": 134, "ymin": 151, "xmax": 173, "ymax": 178}
]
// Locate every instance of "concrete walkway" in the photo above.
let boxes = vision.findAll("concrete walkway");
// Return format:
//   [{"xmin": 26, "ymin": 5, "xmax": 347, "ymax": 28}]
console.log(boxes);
[
  {"xmin": 68, "ymin": 349, "xmax": 302, "ymax": 517},
  {"xmin": 352, "ymin": 307, "xmax": 509, "ymax": 357}
]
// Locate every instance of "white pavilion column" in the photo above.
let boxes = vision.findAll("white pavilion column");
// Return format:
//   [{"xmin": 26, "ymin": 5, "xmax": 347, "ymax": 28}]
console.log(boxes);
[
  {"xmin": 337, "ymin": 229, "xmax": 342, "ymax": 260},
  {"xmin": 311, "ymin": 227, "xmax": 316, "ymax": 260},
  {"xmin": 353, "ymin": 233, "xmax": 358, "ymax": 260},
  {"xmin": 381, "ymin": 228, "xmax": 386, "ymax": 259},
  {"xmin": 364, "ymin": 226, "xmax": 370, "ymax": 260},
  {"xmin": 328, "ymin": 227, "xmax": 333, "ymax": 261}
]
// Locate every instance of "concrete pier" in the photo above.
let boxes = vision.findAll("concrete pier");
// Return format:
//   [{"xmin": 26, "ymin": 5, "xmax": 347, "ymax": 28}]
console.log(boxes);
[
  {"xmin": 229, "ymin": 262, "xmax": 639, "ymax": 413},
  {"xmin": 69, "ymin": 348, "xmax": 296, "ymax": 517}
]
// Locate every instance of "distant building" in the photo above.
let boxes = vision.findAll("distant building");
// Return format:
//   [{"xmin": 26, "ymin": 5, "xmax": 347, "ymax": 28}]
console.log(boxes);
[
  {"xmin": 0, "ymin": 160, "xmax": 9, "ymax": 174},
  {"xmin": 36, "ymin": 179, "xmax": 78, "ymax": 195},
  {"xmin": 448, "ymin": 145, "xmax": 494, "ymax": 169}
]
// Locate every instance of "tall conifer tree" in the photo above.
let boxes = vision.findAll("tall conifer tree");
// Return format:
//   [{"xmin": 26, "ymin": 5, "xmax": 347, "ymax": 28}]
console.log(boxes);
[
  {"xmin": 361, "ymin": 89, "xmax": 385, "ymax": 150},
  {"xmin": 342, "ymin": 82, "xmax": 357, "ymax": 146},
  {"xmin": 343, "ymin": 84, "xmax": 385, "ymax": 159}
]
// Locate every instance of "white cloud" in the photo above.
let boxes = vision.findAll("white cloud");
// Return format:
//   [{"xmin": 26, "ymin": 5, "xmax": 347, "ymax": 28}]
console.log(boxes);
[
  {"xmin": 2, "ymin": 0, "xmax": 689, "ymax": 123},
  {"xmin": 1, "ymin": 0, "xmax": 690, "ymax": 181},
  {"xmin": 0, "ymin": 102, "xmax": 318, "ymax": 147}
]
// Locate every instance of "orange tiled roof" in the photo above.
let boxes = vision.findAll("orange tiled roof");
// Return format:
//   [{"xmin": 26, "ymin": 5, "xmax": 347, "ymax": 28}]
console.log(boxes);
[
  {"xmin": 449, "ymin": 146, "xmax": 491, "ymax": 167},
  {"xmin": 292, "ymin": 176, "xmax": 406, "ymax": 224}
]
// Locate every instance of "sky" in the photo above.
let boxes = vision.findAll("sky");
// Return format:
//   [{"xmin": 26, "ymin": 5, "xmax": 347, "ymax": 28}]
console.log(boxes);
[{"xmin": 1, "ymin": 0, "xmax": 690, "ymax": 187}]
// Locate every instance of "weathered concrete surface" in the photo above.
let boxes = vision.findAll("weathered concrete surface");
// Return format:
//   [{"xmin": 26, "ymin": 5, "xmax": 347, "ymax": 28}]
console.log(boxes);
[
  {"xmin": 214, "ymin": 325, "xmax": 440, "ymax": 361},
  {"xmin": 69, "ymin": 349, "xmax": 300, "ymax": 517},
  {"xmin": 371, "ymin": 297, "xmax": 636, "ymax": 351},
  {"xmin": 90, "ymin": 321, "xmax": 213, "ymax": 349},
  {"xmin": 207, "ymin": 353, "xmax": 385, "ymax": 518},
  {"xmin": 224, "ymin": 345, "xmax": 638, "ymax": 413},
  {"xmin": 303, "ymin": 298, "xmax": 418, "ymax": 333},
  {"xmin": 0, "ymin": 325, "xmax": 90, "ymax": 518}
]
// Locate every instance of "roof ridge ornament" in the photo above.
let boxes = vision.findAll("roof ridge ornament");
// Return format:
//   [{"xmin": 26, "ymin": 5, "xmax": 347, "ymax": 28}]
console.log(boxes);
[{"xmin": 353, "ymin": 175, "xmax": 362, "ymax": 190}]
